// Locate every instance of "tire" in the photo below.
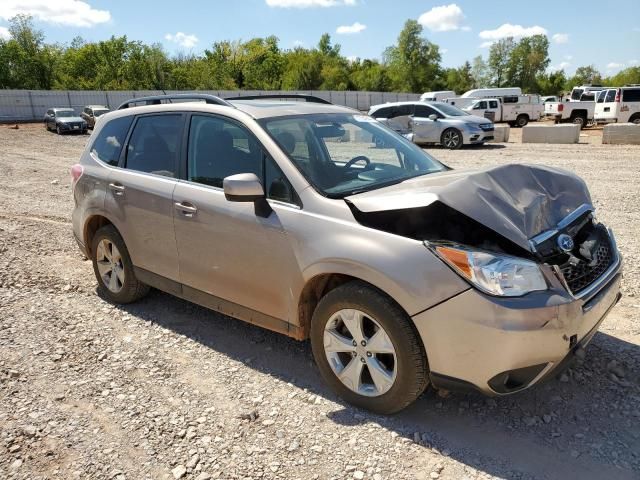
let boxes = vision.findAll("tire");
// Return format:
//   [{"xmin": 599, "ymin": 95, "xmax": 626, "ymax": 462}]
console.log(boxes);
[
  {"xmin": 571, "ymin": 114, "xmax": 586, "ymax": 129},
  {"xmin": 629, "ymin": 114, "xmax": 640, "ymax": 125},
  {"xmin": 56, "ymin": 125, "xmax": 62, "ymax": 135},
  {"xmin": 91, "ymin": 224, "xmax": 149, "ymax": 304},
  {"xmin": 440, "ymin": 128, "xmax": 463, "ymax": 149},
  {"xmin": 515, "ymin": 114, "xmax": 529, "ymax": 128},
  {"xmin": 310, "ymin": 281, "xmax": 429, "ymax": 414}
]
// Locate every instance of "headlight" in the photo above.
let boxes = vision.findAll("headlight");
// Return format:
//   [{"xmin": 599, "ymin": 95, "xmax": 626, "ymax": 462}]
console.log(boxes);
[{"xmin": 433, "ymin": 245, "xmax": 547, "ymax": 297}]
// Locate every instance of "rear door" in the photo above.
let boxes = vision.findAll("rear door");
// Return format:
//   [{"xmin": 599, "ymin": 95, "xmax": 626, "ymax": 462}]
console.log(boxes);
[{"xmin": 104, "ymin": 113, "xmax": 185, "ymax": 282}]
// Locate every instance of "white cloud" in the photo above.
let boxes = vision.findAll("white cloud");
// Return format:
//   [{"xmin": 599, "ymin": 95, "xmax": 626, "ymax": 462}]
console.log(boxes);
[
  {"xmin": 606, "ymin": 62, "xmax": 624, "ymax": 69},
  {"xmin": 346, "ymin": 55, "xmax": 358, "ymax": 63},
  {"xmin": 564, "ymin": 55, "xmax": 573, "ymax": 60},
  {"xmin": 418, "ymin": 4, "xmax": 465, "ymax": 32},
  {"xmin": 552, "ymin": 33, "xmax": 569, "ymax": 44},
  {"xmin": 0, "ymin": 0, "xmax": 110, "ymax": 27},
  {"xmin": 165, "ymin": 32, "xmax": 198, "ymax": 49},
  {"xmin": 0, "ymin": 26, "xmax": 9, "ymax": 40},
  {"xmin": 628, "ymin": 59, "xmax": 639, "ymax": 65},
  {"xmin": 550, "ymin": 61, "xmax": 571, "ymax": 71},
  {"xmin": 336, "ymin": 22, "xmax": 366, "ymax": 34},
  {"xmin": 266, "ymin": 0, "xmax": 356, "ymax": 7},
  {"xmin": 292, "ymin": 39, "xmax": 305, "ymax": 47},
  {"xmin": 479, "ymin": 23, "xmax": 547, "ymax": 45}
]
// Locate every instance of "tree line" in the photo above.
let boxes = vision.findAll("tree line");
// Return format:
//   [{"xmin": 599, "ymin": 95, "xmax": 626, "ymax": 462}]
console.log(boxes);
[{"xmin": 1, "ymin": 15, "xmax": 638, "ymax": 95}]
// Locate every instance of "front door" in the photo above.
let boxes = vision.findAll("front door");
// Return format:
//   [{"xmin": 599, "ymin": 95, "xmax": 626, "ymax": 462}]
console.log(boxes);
[
  {"xmin": 172, "ymin": 113, "xmax": 299, "ymax": 321},
  {"xmin": 104, "ymin": 113, "xmax": 184, "ymax": 282},
  {"xmin": 412, "ymin": 104, "xmax": 441, "ymax": 142}
]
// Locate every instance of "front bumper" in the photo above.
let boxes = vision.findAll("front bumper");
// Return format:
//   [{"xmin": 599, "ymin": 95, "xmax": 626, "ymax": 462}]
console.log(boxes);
[
  {"xmin": 462, "ymin": 129, "xmax": 494, "ymax": 144},
  {"xmin": 413, "ymin": 257, "xmax": 622, "ymax": 396}
]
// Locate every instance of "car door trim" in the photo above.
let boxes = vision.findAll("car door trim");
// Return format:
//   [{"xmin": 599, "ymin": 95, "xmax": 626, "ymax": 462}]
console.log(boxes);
[{"xmin": 133, "ymin": 266, "xmax": 303, "ymax": 339}]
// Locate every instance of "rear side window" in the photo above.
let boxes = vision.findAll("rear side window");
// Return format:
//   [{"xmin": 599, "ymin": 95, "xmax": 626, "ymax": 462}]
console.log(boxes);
[
  {"xmin": 91, "ymin": 116, "xmax": 133, "ymax": 166},
  {"xmin": 372, "ymin": 107, "xmax": 393, "ymax": 119},
  {"xmin": 622, "ymin": 88, "xmax": 640, "ymax": 102},
  {"xmin": 503, "ymin": 96, "xmax": 518, "ymax": 104},
  {"xmin": 125, "ymin": 115, "xmax": 182, "ymax": 177},
  {"xmin": 489, "ymin": 100, "xmax": 499, "ymax": 108},
  {"xmin": 394, "ymin": 104, "xmax": 413, "ymax": 117}
]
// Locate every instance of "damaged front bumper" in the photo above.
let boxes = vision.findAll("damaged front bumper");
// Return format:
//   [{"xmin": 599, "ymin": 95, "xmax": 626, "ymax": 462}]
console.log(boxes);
[{"xmin": 413, "ymin": 250, "xmax": 622, "ymax": 396}]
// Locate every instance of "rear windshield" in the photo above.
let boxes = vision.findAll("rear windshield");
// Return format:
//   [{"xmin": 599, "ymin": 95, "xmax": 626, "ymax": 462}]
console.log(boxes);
[{"xmin": 94, "ymin": 109, "xmax": 109, "ymax": 117}]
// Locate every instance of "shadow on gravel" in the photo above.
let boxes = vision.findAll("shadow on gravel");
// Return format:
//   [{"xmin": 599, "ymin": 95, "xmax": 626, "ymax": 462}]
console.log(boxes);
[{"xmin": 108, "ymin": 288, "xmax": 639, "ymax": 480}]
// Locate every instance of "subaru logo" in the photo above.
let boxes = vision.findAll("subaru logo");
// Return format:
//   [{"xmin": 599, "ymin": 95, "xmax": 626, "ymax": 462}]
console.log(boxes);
[{"xmin": 557, "ymin": 234, "xmax": 574, "ymax": 252}]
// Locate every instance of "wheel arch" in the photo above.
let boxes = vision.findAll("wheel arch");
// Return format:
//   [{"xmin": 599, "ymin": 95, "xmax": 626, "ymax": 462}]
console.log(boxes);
[
  {"xmin": 83, "ymin": 213, "xmax": 121, "ymax": 257},
  {"xmin": 296, "ymin": 266, "xmax": 413, "ymax": 341}
]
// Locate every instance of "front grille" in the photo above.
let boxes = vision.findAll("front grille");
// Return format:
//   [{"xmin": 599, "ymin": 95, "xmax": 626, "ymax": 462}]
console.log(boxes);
[{"xmin": 559, "ymin": 229, "xmax": 614, "ymax": 294}]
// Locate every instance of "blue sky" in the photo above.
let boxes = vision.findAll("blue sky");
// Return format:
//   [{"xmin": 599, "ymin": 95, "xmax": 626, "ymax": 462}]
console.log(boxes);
[{"xmin": 1, "ymin": 0, "xmax": 639, "ymax": 76}]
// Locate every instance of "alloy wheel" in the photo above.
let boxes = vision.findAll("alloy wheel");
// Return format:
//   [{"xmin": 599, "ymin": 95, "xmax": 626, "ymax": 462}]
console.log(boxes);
[
  {"xmin": 443, "ymin": 130, "xmax": 461, "ymax": 148},
  {"xmin": 323, "ymin": 309, "xmax": 397, "ymax": 397},
  {"xmin": 96, "ymin": 239, "xmax": 125, "ymax": 293}
]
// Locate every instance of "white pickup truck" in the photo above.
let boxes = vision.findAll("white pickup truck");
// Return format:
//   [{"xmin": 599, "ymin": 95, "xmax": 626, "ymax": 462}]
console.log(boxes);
[
  {"xmin": 462, "ymin": 96, "xmax": 544, "ymax": 127},
  {"xmin": 544, "ymin": 100, "xmax": 595, "ymax": 129}
]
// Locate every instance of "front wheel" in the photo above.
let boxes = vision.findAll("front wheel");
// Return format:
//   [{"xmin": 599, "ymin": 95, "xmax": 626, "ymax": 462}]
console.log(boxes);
[
  {"xmin": 91, "ymin": 225, "xmax": 149, "ymax": 304},
  {"xmin": 56, "ymin": 125, "xmax": 62, "ymax": 135},
  {"xmin": 310, "ymin": 281, "xmax": 429, "ymax": 414},
  {"xmin": 571, "ymin": 115, "xmax": 586, "ymax": 129},
  {"xmin": 440, "ymin": 128, "xmax": 463, "ymax": 149}
]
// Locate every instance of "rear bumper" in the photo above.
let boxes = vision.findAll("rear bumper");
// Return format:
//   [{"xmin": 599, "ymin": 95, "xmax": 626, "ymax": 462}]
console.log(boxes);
[{"xmin": 413, "ymin": 257, "xmax": 622, "ymax": 396}]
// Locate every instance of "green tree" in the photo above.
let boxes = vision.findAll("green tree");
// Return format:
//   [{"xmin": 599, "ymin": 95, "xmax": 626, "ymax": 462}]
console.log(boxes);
[
  {"xmin": 383, "ymin": 19, "xmax": 442, "ymax": 93},
  {"xmin": 470, "ymin": 55, "xmax": 490, "ymax": 88},
  {"xmin": 444, "ymin": 61, "xmax": 474, "ymax": 94},
  {"xmin": 505, "ymin": 35, "xmax": 550, "ymax": 92},
  {"xmin": 536, "ymin": 69, "xmax": 567, "ymax": 95},
  {"xmin": 604, "ymin": 66, "xmax": 640, "ymax": 86},
  {"xmin": 565, "ymin": 65, "xmax": 602, "ymax": 89},
  {"xmin": 487, "ymin": 38, "xmax": 515, "ymax": 87}
]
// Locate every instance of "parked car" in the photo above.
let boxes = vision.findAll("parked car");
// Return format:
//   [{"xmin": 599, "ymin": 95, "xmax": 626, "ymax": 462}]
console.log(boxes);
[
  {"xmin": 462, "ymin": 96, "xmax": 544, "ymax": 127},
  {"xmin": 44, "ymin": 108, "xmax": 88, "ymax": 135},
  {"xmin": 368, "ymin": 101, "xmax": 494, "ymax": 149},
  {"xmin": 81, "ymin": 105, "xmax": 110, "ymax": 128},
  {"xmin": 570, "ymin": 85, "xmax": 605, "ymax": 101},
  {"xmin": 594, "ymin": 86, "xmax": 640, "ymax": 124},
  {"xmin": 419, "ymin": 90, "xmax": 457, "ymax": 102},
  {"xmin": 72, "ymin": 93, "xmax": 622, "ymax": 414},
  {"xmin": 544, "ymin": 98, "xmax": 596, "ymax": 129}
]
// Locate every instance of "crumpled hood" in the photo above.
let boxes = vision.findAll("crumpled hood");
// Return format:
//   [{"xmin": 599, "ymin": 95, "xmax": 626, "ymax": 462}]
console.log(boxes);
[
  {"xmin": 58, "ymin": 116, "xmax": 84, "ymax": 123},
  {"xmin": 346, "ymin": 164, "xmax": 592, "ymax": 252}
]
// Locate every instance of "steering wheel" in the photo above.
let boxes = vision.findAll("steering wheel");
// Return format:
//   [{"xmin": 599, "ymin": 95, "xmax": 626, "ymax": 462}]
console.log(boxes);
[{"xmin": 343, "ymin": 155, "xmax": 371, "ymax": 169}]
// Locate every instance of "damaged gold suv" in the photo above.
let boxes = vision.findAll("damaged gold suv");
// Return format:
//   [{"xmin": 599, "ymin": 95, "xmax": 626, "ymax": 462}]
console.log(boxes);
[{"xmin": 71, "ymin": 94, "xmax": 622, "ymax": 413}]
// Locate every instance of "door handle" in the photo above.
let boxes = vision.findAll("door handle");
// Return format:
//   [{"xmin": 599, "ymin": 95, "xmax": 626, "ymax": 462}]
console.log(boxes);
[
  {"xmin": 174, "ymin": 202, "xmax": 198, "ymax": 216},
  {"xmin": 109, "ymin": 182, "xmax": 125, "ymax": 195}
]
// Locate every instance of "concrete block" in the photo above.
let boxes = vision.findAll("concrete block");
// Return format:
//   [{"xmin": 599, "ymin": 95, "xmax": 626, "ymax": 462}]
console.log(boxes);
[
  {"xmin": 602, "ymin": 123, "xmax": 640, "ymax": 145},
  {"xmin": 488, "ymin": 124, "xmax": 510, "ymax": 143},
  {"xmin": 521, "ymin": 124, "xmax": 580, "ymax": 144}
]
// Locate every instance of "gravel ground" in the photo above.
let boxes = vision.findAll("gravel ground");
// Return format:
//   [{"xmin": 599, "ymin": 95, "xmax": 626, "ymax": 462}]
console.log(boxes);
[{"xmin": 0, "ymin": 124, "xmax": 638, "ymax": 480}]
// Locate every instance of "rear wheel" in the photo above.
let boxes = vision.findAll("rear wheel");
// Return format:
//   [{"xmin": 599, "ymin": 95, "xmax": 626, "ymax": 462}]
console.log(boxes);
[
  {"xmin": 440, "ymin": 128, "xmax": 463, "ymax": 149},
  {"xmin": 310, "ymin": 281, "xmax": 429, "ymax": 414},
  {"xmin": 571, "ymin": 114, "xmax": 586, "ymax": 129},
  {"xmin": 629, "ymin": 114, "xmax": 640, "ymax": 125},
  {"xmin": 91, "ymin": 225, "xmax": 149, "ymax": 304},
  {"xmin": 515, "ymin": 114, "xmax": 529, "ymax": 128}
]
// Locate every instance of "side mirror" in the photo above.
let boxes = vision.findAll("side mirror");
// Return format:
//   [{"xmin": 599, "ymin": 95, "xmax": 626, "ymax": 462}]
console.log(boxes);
[
  {"xmin": 428, "ymin": 114, "xmax": 438, "ymax": 121},
  {"xmin": 223, "ymin": 173, "xmax": 264, "ymax": 202}
]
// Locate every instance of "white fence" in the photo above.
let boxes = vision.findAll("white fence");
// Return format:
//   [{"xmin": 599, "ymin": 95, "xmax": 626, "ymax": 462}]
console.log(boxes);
[{"xmin": 0, "ymin": 89, "xmax": 421, "ymax": 122}]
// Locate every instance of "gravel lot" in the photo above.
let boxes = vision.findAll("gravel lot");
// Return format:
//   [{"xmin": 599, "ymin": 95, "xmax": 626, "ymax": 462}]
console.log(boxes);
[{"xmin": 1, "ymin": 124, "xmax": 638, "ymax": 480}]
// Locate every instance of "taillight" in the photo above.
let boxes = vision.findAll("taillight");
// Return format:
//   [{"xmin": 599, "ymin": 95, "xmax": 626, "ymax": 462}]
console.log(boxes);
[
  {"xmin": 71, "ymin": 164, "xmax": 84, "ymax": 188},
  {"xmin": 615, "ymin": 89, "xmax": 621, "ymax": 102},
  {"xmin": 558, "ymin": 104, "xmax": 563, "ymax": 112}
]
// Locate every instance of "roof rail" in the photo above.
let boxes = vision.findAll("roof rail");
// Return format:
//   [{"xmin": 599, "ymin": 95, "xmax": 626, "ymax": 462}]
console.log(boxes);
[
  {"xmin": 117, "ymin": 93, "xmax": 233, "ymax": 110},
  {"xmin": 226, "ymin": 94, "xmax": 332, "ymax": 105}
]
